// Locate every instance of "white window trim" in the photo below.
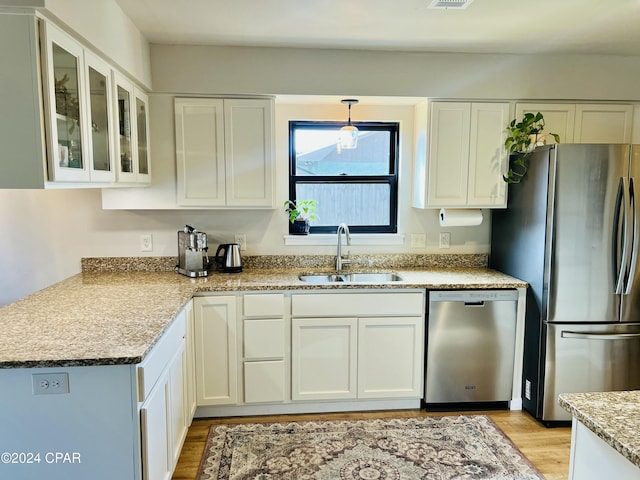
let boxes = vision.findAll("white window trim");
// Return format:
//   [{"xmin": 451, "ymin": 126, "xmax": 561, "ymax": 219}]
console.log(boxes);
[{"xmin": 284, "ymin": 233, "xmax": 405, "ymax": 246}]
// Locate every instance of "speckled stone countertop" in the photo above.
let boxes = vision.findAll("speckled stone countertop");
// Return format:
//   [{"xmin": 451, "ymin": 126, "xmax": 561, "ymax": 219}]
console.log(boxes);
[
  {"xmin": 0, "ymin": 254, "xmax": 526, "ymax": 369},
  {"xmin": 559, "ymin": 391, "xmax": 640, "ymax": 468}
]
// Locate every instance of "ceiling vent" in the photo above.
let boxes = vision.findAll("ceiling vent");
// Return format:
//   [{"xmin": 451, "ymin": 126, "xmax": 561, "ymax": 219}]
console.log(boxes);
[{"xmin": 428, "ymin": 0, "xmax": 474, "ymax": 9}]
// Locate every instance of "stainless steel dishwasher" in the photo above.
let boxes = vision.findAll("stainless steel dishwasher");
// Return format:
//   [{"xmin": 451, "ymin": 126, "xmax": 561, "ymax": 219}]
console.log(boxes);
[{"xmin": 425, "ymin": 290, "xmax": 518, "ymax": 404}]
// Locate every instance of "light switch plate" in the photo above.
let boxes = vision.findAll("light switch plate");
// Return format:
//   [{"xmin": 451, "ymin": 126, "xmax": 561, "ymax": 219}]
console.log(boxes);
[
  {"xmin": 410, "ymin": 233, "xmax": 426, "ymax": 248},
  {"xmin": 439, "ymin": 232, "xmax": 451, "ymax": 249}
]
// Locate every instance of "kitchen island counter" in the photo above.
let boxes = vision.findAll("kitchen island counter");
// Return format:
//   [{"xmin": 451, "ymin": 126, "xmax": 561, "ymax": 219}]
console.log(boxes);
[
  {"xmin": 559, "ymin": 391, "xmax": 640, "ymax": 470},
  {"xmin": 0, "ymin": 262, "xmax": 525, "ymax": 369}
]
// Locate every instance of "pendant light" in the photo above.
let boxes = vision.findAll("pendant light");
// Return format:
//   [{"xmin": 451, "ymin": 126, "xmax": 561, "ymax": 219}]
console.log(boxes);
[{"xmin": 339, "ymin": 99, "xmax": 359, "ymax": 149}]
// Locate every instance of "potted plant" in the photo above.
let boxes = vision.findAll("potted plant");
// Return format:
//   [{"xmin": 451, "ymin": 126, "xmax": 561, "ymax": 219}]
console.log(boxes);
[
  {"xmin": 503, "ymin": 112, "xmax": 560, "ymax": 184},
  {"xmin": 284, "ymin": 199, "xmax": 317, "ymax": 235}
]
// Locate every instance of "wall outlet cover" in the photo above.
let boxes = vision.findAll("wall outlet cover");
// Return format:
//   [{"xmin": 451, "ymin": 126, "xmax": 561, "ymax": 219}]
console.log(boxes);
[
  {"xmin": 234, "ymin": 233, "xmax": 247, "ymax": 251},
  {"xmin": 140, "ymin": 234, "xmax": 153, "ymax": 252},
  {"xmin": 32, "ymin": 372, "xmax": 69, "ymax": 395}
]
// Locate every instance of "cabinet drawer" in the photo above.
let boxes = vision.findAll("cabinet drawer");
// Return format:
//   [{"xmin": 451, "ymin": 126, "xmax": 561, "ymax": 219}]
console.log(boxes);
[
  {"xmin": 137, "ymin": 310, "xmax": 186, "ymax": 402},
  {"xmin": 244, "ymin": 318, "xmax": 284, "ymax": 359},
  {"xmin": 244, "ymin": 360, "xmax": 286, "ymax": 403},
  {"xmin": 243, "ymin": 293, "xmax": 284, "ymax": 317},
  {"xmin": 291, "ymin": 292, "xmax": 424, "ymax": 317}
]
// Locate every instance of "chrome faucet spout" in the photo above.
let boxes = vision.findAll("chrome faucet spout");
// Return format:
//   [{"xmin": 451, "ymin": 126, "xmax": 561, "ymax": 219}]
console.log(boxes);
[{"xmin": 336, "ymin": 223, "xmax": 351, "ymax": 271}]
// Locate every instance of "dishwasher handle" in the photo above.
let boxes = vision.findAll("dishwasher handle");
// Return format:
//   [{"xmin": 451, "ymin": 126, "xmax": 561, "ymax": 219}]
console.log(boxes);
[{"xmin": 464, "ymin": 301, "xmax": 485, "ymax": 307}]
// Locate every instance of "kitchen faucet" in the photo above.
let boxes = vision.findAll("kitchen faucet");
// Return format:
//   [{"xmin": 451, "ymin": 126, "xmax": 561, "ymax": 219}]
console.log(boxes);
[{"xmin": 336, "ymin": 223, "xmax": 351, "ymax": 271}]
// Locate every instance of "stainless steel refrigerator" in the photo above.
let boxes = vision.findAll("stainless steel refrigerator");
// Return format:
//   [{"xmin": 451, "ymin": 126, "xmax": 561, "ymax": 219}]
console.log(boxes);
[{"xmin": 491, "ymin": 144, "xmax": 640, "ymax": 424}]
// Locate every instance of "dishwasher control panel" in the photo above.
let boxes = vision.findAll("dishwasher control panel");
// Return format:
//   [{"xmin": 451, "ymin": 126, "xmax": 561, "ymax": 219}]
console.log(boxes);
[{"xmin": 429, "ymin": 290, "xmax": 519, "ymax": 303}]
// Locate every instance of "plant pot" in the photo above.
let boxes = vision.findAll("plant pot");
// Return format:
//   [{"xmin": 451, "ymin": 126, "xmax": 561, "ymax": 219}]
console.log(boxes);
[{"xmin": 291, "ymin": 219, "xmax": 310, "ymax": 235}]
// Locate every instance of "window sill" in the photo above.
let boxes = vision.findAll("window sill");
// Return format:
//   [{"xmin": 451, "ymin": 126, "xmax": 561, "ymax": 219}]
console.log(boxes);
[{"xmin": 283, "ymin": 233, "xmax": 405, "ymax": 246}]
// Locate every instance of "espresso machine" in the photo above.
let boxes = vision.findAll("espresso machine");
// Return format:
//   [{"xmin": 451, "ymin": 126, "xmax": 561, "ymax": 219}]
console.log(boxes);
[{"xmin": 176, "ymin": 225, "xmax": 210, "ymax": 277}]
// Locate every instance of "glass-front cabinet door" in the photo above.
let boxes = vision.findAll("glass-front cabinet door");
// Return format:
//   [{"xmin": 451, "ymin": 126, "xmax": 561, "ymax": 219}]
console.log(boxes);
[
  {"xmin": 84, "ymin": 51, "xmax": 115, "ymax": 182},
  {"xmin": 41, "ymin": 22, "xmax": 90, "ymax": 182},
  {"xmin": 113, "ymin": 73, "xmax": 151, "ymax": 183},
  {"xmin": 114, "ymin": 73, "xmax": 136, "ymax": 182},
  {"xmin": 134, "ymin": 89, "xmax": 150, "ymax": 183}
]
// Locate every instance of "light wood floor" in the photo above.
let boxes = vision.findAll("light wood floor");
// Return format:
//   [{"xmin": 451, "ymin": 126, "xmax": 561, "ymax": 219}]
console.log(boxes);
[{"xmin": 172, "ymin": 409, "xmax": 572, "ymax": 480}]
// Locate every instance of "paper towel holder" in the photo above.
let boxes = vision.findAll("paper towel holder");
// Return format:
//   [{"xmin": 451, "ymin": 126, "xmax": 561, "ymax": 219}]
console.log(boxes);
[{"xmin": 439, "ymin": 208, "xmax": 483, "ymax": 227}]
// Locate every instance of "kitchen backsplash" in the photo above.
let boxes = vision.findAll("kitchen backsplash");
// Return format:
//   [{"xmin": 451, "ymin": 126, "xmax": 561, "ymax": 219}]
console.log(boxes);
[{"xmin": 81, "ymin": 254, "xmax": 488, "ymax": 273}]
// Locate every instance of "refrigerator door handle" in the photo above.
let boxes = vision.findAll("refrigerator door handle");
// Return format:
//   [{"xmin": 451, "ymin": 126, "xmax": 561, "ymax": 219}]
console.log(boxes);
[
  {"xmin": 624, "ymin": 177, "xmax": 638, "ymax": 295},
  {"xmin": 613, "ymin": 177, "xmax": 628, "ymax": 294},
  {"xmin": 561, "ymin": 330, "xmax": 640, "ymax": 340}
]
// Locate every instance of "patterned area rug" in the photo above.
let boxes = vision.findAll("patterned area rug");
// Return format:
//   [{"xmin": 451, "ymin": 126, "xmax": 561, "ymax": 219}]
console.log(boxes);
[{"xmin": 197, "ymin": 415, "xmax": 543, "ymax": 479}]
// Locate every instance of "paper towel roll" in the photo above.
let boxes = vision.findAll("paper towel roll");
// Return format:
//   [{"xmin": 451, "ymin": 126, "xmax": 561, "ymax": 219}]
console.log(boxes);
[{"xmin": 439, "ymin": 208, "xmax": 483, "ymax": 227}]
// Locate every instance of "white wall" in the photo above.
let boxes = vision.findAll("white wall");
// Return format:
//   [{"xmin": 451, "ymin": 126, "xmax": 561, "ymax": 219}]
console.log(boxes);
[
  {"xmin": 3, "ymin": 0, "xmax": 152, "ymax": 87},
  {"xmin": 150, "ymin": 45, "xmax": 640, "ymax": 101}
]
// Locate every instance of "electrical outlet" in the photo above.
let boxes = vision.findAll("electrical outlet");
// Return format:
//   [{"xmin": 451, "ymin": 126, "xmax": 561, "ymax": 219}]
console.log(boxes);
[
  {"xmin": 140, "ymin": 234, "xmax": 153, "ymax": 252},
  {"xmin": 439, "ymin": 232, "xmax": 451, "ymax": 249},
  {"xmin": 525, "ymin": 379, "xmax": 532, "ymax": 400},
  {"xmin": 234, "ymin": 233, "xmax": 247, "ymax": 251},
  {"xmin": 410, "ymin": 233, "xmax": 426, "ymax": 248},
  {"xmin": 32, "ymin": 373, "xmax": 69, "ymax": 395}
]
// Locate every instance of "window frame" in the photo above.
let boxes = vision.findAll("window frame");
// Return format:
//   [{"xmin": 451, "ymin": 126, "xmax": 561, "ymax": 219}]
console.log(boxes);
[{"xmin": 288, "ymin": 120, "xmax": 399, "ymax": 234}]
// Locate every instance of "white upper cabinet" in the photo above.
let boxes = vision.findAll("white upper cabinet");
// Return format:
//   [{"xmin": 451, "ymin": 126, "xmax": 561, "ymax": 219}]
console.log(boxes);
[
  {"xmin": 515, "ymin": 103, "xmax": 633, "ymax": 144},
  {"xmin": 514, "ymin": 103, "xmax": 575, "ymax": 145},
  {"xmin": 574, "ymin": 104, "xmax": 633, "ymax": 143},
  {"xmin": 41, "ymin": 22, "xmax": 92, "ymax": 183},
  {"xmin": 113, "ymin": 73, "xmax": 151, "ymax": 184},
  {"xmin": 0, "ymin": 13, "xmax": 149, "ymax": 188},
  {"xmin": 175, "ymin": 98, "xmax": 225, "ymax": 206},
  {"xmin": 633, "ymin": 105, "xmax": 640, "ymax": 144},
  {"xmin": 175, "ymin": 97, "xmax": 275, "ymax": 208},
  {"xmin": 84, "ymin": 50, "xmax": 117, "ymax": 182},
  {"xmin": 414, "ymin": 101, "xmax": 509, "ymax": 209},
  {"xmin": 223, "ymin": 99, "xmax": 274, "ymax": 207}
]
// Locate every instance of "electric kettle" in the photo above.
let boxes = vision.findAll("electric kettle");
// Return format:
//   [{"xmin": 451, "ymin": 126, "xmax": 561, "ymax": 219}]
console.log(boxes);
[{"xmin": 215, "ymin": 243, "xmax": 243, "ymax": 273}]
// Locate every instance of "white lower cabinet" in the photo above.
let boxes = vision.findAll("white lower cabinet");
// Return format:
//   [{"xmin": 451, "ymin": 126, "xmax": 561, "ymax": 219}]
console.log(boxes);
[
  {"xmin": 193, "ymin": 296, "xmax": 238, "ymax": 405},
  {"xmin": 291, "ymin": 292, "xmax": 424, "ymax": 402},
  {"xmin": 242, "ymin": 294, "xmax": 287, "ymax": 404},
  {"xmin": 292, "ymin": 317, "xmax": 358, "ymax": 401},
  {"xmin": 358, "ymin": 317, "xmax": 423, "ymax": 398},
  {"xmin": 167, "ymin": 344, "xmax": 188, "ymax": 468},
  {"xmin": 140, "ymin": 355, "xmax": 172, "ymax": 480},
  {"xmin": 184, "ymin": 299, "xmax": 197, "ymax": 422},
  {"xmin": 291, "ymin": 316, "xmax": 423, "ymax": 401},
  {"xmin": 568, "ymin": 419, "xmax": 640, "ymax": 480},
  {"xmin": 193, "ymin": 291, "xmax": 425, "ymax": 416},
  {"xmin": 244, "ymin": 360, "xmax": 286, "ymax": 403},
  {"xmin": 138, "ymin": 304, "xmax": 192, "ymax": 480}
]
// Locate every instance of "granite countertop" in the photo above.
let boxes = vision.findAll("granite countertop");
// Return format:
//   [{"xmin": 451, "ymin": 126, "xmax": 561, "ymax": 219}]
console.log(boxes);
[
  {"xmin": 0, "ymin": 255, "xmax": 526, "ymax": 369},
  {"xmin": 559, "ymin": 391, "xmax": 640, "ymax": 468}
]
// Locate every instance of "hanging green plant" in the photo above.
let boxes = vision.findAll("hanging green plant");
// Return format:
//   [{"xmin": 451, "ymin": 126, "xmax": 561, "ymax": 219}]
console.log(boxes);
[{"xmin": 503, "ymin": 112, "xmax": 560, "ymax": 184}]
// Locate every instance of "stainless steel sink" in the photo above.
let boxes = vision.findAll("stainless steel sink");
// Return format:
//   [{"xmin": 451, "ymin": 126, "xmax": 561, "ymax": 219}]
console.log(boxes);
[{"xmin": 298, "ymin": 272, "xmax": 403, "ymax": 284}]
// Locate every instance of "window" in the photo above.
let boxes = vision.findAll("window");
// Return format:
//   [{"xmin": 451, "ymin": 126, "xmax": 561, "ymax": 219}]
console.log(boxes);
[{"xmin": 288, "ymin": 121, "xmax": 399, "ymax": 234}]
